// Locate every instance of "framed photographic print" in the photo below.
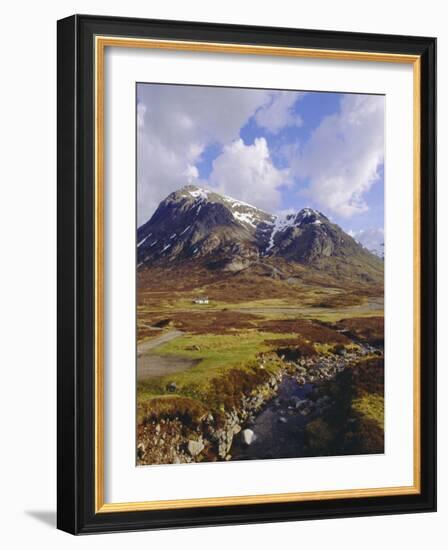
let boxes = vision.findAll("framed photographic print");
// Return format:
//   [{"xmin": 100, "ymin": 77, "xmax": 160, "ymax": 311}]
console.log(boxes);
[{"xmin": 57, "ymin": 14, "xmax": 436, "ymax": 534}]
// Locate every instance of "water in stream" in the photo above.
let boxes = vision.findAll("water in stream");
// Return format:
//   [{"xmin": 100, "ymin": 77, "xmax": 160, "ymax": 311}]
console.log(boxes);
[{"xmin": 231, "ymin": 376, "xmax": 317, "ymax": 461}]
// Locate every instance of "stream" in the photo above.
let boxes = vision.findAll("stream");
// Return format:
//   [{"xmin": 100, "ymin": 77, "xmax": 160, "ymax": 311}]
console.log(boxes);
[
  {"xmin": 230, "ymin": 337, "xmax": 381, "ymax": 461},
  {"xmin": 231, "ymin": 376, "xmax": 317, "ymax": 460}
]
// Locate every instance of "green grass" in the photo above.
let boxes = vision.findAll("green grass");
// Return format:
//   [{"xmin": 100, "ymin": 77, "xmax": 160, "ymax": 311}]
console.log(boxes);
[
  {"xmin": 353, "ymin": 393, "xmax": 384, "ymax": 429},
  {"xmin": 139, "ymin": 305, "xmax": 384, "ymax": 327},
  {"xmin": 137, "ymin": 330, "xmax": 291, "ymax": 414},
  {"xmin": 139, "ymin": 331, "xmax": 290, "ymax": 387}
]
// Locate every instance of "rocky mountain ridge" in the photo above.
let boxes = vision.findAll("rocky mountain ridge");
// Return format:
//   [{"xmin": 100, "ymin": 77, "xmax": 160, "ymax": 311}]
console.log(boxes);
[{"xmin": 137, "ymin": 185, "xmax": 383, "ymax": 283}]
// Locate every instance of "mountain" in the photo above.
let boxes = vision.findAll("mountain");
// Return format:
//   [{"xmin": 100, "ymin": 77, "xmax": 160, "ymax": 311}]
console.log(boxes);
[{"xmin": 137, "ymin": 185, "xmax": 383, "ymax": 284}]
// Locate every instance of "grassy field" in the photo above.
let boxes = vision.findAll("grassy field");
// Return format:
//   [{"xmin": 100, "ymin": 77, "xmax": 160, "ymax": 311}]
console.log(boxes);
[
  {"xmin": 136, "ymin": 263, "xmax": 384, "ymax": 460},
  {"xmin": 304, "ymin": 357, "xmax": 385, "ymax": 455},
  {"xmin": 138, "ymin": 331, "xmax": 289, "ymax": 416}
]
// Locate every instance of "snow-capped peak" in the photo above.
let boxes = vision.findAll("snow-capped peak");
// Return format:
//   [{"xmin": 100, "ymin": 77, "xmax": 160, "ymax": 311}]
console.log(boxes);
[
  {"xmin": 186, "ymin": 187, "xmax": 210, "ymax": 200},
  {"xmin": 264, "ymin": 208, "xmax": 328, "ymax": 252},
  {"xmin": 178, "ymin": 185, "xmax": 271, "ymax": 228},
  {"xmin": 295, "ymin": 207, "xmax": 326, "ymax": 223}
]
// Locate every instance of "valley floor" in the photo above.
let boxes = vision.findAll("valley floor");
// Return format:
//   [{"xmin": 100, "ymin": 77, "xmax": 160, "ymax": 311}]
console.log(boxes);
[{"xmin": 136, "ymin": 266, "xmax": 384, "ymax": 465}]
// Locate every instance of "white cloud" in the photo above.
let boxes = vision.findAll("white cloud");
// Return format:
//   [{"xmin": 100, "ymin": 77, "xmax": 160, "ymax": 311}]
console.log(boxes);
[
  {"xmin": 289, "ymin": 94, "xmax": 384, "ymax": 218},
  {"xmin": 138, "ymin": 84, "xmax": 384, "ymax": 229},
  {"xmin": 184, "ymin": 164, "xmax": 199, "ymax": 182},
  {"xmin": 137, "ymin": 84, "xmax": 271, "ymax": 224},
  {"xmin": 209, "ymin": 138, "xmax": 288, "ymax": 211},
  {"xmin": 255, "ymin": 91, "xmax": 304, "ymax": 133}
]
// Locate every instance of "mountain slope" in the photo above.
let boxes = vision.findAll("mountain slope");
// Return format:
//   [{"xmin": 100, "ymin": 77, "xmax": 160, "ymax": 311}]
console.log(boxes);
[{"xmin": 137, "ymin": 185, "xmax": 383, "ymax": 284}]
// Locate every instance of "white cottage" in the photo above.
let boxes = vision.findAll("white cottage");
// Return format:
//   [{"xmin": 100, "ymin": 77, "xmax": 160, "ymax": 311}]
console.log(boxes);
[{"xmin": 193, "ymin": 296, "xmax": 209, "ymax": 305}]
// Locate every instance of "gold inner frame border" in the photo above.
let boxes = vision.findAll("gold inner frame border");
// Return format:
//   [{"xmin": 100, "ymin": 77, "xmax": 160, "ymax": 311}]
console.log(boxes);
[{"xmin": 94, "ymin": 36, "xmax": 421, "ymax": 513}]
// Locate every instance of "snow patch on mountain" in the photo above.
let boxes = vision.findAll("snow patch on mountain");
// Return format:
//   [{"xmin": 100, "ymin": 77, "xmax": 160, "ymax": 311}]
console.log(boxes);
[
  {"xmin": 221, "ymin": 194, "xmax": 264, "ymax": 213},
  {"xmin": 187, "ymin": 188, "xmax": 210, "ymax": 200},
  {"xmin": 233, "ymin": 210, "xmax": 257, "ymax": 227},
  {"xmin": 137, "ymin": 233, "xmax": 152, "ymax": 247},
  {"xmin": 266, "ymin": 213, "xmax": 297, "ymax": 251}
]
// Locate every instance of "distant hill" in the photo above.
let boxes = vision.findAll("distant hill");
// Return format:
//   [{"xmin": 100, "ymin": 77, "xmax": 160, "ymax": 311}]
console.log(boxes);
[{"xmin": 349, "ymin": 228, "xmax": 385, "ymax": 260}]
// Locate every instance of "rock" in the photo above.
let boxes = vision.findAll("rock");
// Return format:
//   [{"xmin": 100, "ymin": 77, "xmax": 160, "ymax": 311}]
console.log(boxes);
[
  {"xmin": 167, "ymin": 382, "xmax": 177, "ymax": 392},
  {"xmin": 137, "ymin": 443, "xmax": 145, "ymax": 459},
  {"xmin": 242, "ymin": 428, "xmax": 255, "ymax": 445},
  {"xmin": 186, "ymin": 344, "xmax": 201, "ymax": 351},
  {"xmin": 187, "ymin": 439, "xmax": 204, "ymax": 456},
  {"xmin": 278, "ymin": 416, "xmax": 288, "ymax": 424},
  {"xmin": 316, "ymin": 396, "xmax": 329, "ymax": 408},
  {"xmin": 232, "ymin": 424, "xmax": 242, "ymax": 435}
]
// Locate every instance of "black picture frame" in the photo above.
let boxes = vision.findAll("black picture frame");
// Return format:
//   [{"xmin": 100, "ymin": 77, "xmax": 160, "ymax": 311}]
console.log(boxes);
[{"xmin": 57, "ymin": 14, "xmax": 436, "ymax": 534}]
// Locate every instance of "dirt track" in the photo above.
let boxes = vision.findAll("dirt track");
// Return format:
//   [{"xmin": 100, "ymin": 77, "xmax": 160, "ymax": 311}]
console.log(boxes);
[
  {"xmin": 137, "ymin": 330, "xmax": 198, "ymax": 381},
  {"xmin": 137, "ymin": 330, "xmax": 184, "ymax": 354}
]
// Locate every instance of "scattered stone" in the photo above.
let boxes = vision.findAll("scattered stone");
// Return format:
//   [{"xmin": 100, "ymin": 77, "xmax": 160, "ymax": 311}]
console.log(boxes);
[
  {"xmin": 232, "ymin": 424, "xmax": 242, "ymax": 435},
  {"xmin": 167, "ymin": 382, "xmax": 177, "ymax": 392},
  {"xmin": 187, "ymin": 439, "xmax": 204, "ymax": 456},
  {"xmin": 278, "ymin": 417, "xmax": 288, "ymax": 424},
  {"xmin": 137, "ymin": 443, "xmax": 145, "ymax": 459},
  {"xmin": 242, "ymin": 428, "xmax": 255, "ymax": 445}
]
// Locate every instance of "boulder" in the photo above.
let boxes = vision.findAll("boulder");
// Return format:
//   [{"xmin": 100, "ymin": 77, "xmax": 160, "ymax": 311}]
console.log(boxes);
[
  {"xmin": 242, "ymin": 428, "xmax": 255, "ymax": 445},
  {"xmin": 232, "ymin": 424, "xmax": 242, "ymax": 435},
  {"xmin": 187, "ymin": 439, "xmax": 204, "ymax": 457},
  {"xmin": 137, "ymin": 443, "xmax": 145, "ymax": 459}
]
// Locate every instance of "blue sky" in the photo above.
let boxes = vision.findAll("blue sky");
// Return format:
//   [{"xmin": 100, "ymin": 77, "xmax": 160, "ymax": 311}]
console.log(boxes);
[{"xmin": 137, "ymin": 83, "xmax": 384, "ymax": 240}]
